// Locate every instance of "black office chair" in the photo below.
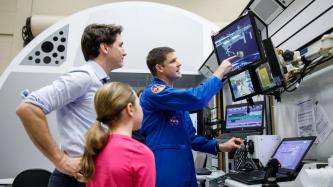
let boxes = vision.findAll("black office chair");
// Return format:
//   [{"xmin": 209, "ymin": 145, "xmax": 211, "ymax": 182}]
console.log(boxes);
[{"xmin": 12, "ymin": 169, "xmax": 51, "ymax": 187}]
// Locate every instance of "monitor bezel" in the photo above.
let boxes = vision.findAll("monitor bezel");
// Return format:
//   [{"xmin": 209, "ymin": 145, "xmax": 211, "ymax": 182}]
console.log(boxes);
[
  {"xmin": 255, "ymin": 38, "xmax": 286, "ymax": 94},
  {"xmin": 211, "ymin": 11, "xmax": 265, "ymax": 79},
  {"xmin": 271, "ymin": 136, "xmax": 316, "ymax": 172},
  {"xmin": 228, "ymin": 68, "xmax": 260, "ymax": 102},
  {"xmin": 223, "ymin": 101, "xmax": 264, "ymax": 133},
  {"xmin": 255, "ymin": 61, "xmax": 285, "ymax": 94},
  {"xmin": 198, "ymin": 50, "xmax": 218, "ymax": 78}
]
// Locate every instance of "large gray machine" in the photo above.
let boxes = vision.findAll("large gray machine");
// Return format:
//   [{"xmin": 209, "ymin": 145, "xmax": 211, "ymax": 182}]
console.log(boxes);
[{"xmin": 0, "ymin": 2, "xmax": 219, "ymax": 178}]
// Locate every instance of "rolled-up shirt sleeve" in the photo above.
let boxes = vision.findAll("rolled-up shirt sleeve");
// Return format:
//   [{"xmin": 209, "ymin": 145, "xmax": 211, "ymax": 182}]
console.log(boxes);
[{"xmin": 24, "ymin": 70, "xmax": 92, "ymax": 114}]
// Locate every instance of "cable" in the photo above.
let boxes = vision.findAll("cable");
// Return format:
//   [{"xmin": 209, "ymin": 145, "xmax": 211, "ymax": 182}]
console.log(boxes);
[{"xmin": 282, "ymin": 55, "xmax": 326, "ymax": 93}]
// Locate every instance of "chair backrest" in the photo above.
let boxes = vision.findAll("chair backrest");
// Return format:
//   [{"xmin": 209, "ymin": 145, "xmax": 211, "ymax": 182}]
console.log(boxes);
[{"xmin": 12, "ymin": 169, "xmax": 51, "ymax": 187}]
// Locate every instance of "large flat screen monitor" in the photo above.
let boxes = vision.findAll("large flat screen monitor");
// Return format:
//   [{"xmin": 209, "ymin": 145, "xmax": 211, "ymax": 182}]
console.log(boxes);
[
  {"xmin": 212, "ymin": 11, "xmax": 264, "ymax": 78},
  {"xmin": 228, "ymin": 69, "xmax": 258, "ymax": 102},
  {"xmin": 224, "ymin": 101, "xmax": 264, "ymax": 133}
]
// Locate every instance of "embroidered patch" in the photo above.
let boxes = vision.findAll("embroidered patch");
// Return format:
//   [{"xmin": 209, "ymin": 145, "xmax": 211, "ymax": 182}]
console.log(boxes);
[{"xmin": 151, "ymin": 84, "xmax": 166, "ymax": 93}]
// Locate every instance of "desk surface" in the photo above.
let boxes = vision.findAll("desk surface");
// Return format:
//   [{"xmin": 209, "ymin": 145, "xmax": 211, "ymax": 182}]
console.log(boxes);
[
  {"xmin": 225, "ymin": 179, "xmax": 298, "ymax": 187},
  {"xmin": 0, "ymin": 178, "xmax": 14, "ymax": 185},
  {"xmin": 196, "ymin": 170, "xmax": 225, "ymax": 181}
]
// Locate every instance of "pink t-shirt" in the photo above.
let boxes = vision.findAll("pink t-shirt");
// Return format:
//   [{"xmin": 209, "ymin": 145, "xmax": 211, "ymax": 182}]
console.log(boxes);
[{"xmin": 87, "ymin": 134, "xmax": 155, "ymax": 187}]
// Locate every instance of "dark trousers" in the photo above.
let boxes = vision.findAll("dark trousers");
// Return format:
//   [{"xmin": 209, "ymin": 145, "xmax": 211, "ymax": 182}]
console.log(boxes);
[{"xmin": 48, "ymin": 169, "xmax": 85, "ymax": 187}]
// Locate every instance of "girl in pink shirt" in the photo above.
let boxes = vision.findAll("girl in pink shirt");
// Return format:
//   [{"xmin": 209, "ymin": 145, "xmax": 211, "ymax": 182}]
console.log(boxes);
[{"xmin": 80, "ymin": 82, "xmax": 155, "ymax": 187}]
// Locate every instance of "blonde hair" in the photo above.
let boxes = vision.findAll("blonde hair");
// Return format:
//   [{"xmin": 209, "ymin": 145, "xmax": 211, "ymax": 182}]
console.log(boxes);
[{"xmin": 80, "ymin": 82, "xmax": 136, "ymax": 182}]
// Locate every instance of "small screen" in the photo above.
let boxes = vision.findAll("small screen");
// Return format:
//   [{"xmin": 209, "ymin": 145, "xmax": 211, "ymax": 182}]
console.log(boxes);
[
  {"xmin": 212, "ymin": 13, "xmax": 261, "ymax": 74},
  {"xmin": 273, "ymin": 140, "xmax": 312, "ymax": 170},
  {"xmin": 256, "ymin": 62, "xmax": 277, "ymax": 91},
  {"xmin": 189, "ymin": 112, "xmax": 198, "ymax": 132},
  {"xmin": 229, "ymin": 70, "xmax": 255, "ymax": 100},
  {"xmin": 225, "ymin": 102, "xmax": 263, "ymax": 129}
]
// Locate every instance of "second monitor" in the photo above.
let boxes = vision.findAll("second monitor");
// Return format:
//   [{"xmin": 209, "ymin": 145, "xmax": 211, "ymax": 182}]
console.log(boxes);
[
  {"xmin": 228, "ymin": 69, "xmax": 259, "ymax": 102},
  {"xmin": 224, "ymin": 101, "xmax": 264, "ymax": 132},
  {"xmin": 255, "ymin": 38, "xmax": 286, "ymax": 94}
]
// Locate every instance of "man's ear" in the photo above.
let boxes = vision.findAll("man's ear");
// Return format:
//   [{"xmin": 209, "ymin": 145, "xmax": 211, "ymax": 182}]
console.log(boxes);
[
  {"xmin": 99, "ymin": 43, "xmax": 109, "ymax": 55},
  {"xmin": 155, "ymin": 64, "xmax": 163, "ymax": 73}
]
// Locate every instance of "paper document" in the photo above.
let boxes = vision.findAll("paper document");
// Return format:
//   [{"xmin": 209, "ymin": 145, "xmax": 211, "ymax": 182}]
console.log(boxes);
[
  {"xmin": 296, "ymin": 97, "xmax": 316, "ymax": 137},
  {"xmin": 314, "ymin": 102, "xmax": 333, "ymax": 143}
]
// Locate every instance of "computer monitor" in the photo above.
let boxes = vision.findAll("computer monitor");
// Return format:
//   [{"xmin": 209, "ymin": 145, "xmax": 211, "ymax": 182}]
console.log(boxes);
[
  {"xmin": 255, "ymin": 38, "xmax": 285, "ymax": 94},
  {"xmin": 189, "ymin": 109, "xmax": 206, "ymax": 136},
  {"xmin": 256, "ymin": 62, "xmax": 278, "ymax": 92},
  {"xmin": 224, "ymin": 101, "xmax": 264, "ymax": 133},
  {"xmin": 272, "ymin": 137, "xmax": 316, "ymax": 173},
  {"xmin": 228, "ymin": 69, "xmax": 258, "ymax": 102},
  {"xmin": 198, "ymin": 50, "xmax": 219, "ymax": 78},
  {"xmin": 212, "ymin": 11, "xmax": 264, "ymax": 78}
]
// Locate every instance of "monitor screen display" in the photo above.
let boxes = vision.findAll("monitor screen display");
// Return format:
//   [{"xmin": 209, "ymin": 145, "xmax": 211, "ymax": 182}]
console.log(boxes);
[
  {"xmin": 272, "ymin": 139, "xmax": 313, "ymax": 171},
  {"xmin": 225, "ymin": 102, "xmax": 264, "ymax": 130},
  {"xmin": 212, "ymin": 12, "xmax": 262, "ymax": 76},
  {"xmin": 229, "ymin": 70, "xmax": 255, "ymax": 100},
  {"xmin": 189, "ymin": 112, "xmax": 198, "ymax": 132},
  {"xmin": 256, "ymin": 62, "xmax": 277, "ymax": 91}
]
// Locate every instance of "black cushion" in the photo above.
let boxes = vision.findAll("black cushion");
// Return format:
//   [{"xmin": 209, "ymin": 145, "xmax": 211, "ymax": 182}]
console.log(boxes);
[{"xmin": 12, "ymin": 169, "xmax": 51, "ymax": 187}]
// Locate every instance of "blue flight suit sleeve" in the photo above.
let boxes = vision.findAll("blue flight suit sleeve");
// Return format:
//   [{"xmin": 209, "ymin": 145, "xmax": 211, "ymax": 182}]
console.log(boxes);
[
  {"xmin": 185, "ymin": 112, "xmax": 218, "ymax": 155},
  {"xmin": 144, "ymin": 76, "xmax": 223, "ymax": 111}
]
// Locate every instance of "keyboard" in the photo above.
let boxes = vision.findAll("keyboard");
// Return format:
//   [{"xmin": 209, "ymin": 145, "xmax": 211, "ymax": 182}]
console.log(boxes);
[
  {"xmin": 196, "ymin": 168, "xmax": 212, "ymax": 175},
  {"xmin": 228, "ymin": 169, "xmax": 291, "ymax": 184},
  {"xmin": 216, "ymin": 132, "xmax": 262, "ymax": 141},
  {"xmin": 228, "ymin": 170, "xmax": 266, "ymax": 184}
]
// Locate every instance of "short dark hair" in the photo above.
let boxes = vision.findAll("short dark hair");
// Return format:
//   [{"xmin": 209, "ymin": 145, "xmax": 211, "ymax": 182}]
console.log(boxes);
[
  {"xmin": 146, "ymin": 47, "xmax": 175, "ymax": 76},
  {"xmin": 81, "ymin": 24, "xmax": 123, "ymax": 61}
]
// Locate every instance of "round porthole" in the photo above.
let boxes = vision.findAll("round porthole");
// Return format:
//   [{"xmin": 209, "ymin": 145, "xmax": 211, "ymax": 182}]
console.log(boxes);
[
  {"xmin": 57, "ymin": 45, "xmax": 65, "ymax": 52},
  {"xmin": 41, "ymin": 41, "xmax": 54, "ymax": 53},
  {"xmin": 43, "ymin": 56, "xmax": 51, "ymax": 64}
]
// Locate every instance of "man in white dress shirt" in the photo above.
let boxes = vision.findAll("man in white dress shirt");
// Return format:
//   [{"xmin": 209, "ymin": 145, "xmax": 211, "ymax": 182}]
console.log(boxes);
[{"xmin": 16, "ymin": 23, "xmax": 126, "ymax": 187}]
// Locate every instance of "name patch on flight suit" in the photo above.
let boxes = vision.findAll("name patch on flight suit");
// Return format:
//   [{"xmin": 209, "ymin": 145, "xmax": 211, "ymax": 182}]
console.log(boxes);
[{"xmin": 151, "ymin": 84, "xmax": 166, "ymax": 93}]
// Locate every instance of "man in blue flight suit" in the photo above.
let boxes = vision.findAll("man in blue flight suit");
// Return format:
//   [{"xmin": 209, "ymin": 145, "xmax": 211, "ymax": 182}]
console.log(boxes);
[{"xmin": 140, "ymin": 47, "xmax": 243, "ymax": 187}]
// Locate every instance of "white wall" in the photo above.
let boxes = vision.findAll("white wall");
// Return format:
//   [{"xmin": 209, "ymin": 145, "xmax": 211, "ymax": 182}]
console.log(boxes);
[
  {"xmin": 269, "ymin": 0, "xmax": 333, "ymax": 161},
  {"xmin": 0, "ymin": 0, "xmax": 248, "ymax": 74},
  {"xmin": 0, "ymin": 1, "xmax": 248, "ymax": 178}
]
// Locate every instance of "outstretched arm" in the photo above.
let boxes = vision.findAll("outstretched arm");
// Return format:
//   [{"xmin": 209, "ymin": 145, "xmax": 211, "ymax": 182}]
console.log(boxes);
[
  {"xmin": 142, "ymin": 56, "xmax": 235, "ymax": 112},
  {"xmin": 16, "ymin": 103, "xmax": 81, "ymax": 177},
  {"xmin": 218, "ymin": 137, "xmax": 243, "ymax": 152},
  {"xmin": 213, "ymin": 56, "xmax": 235, "ymax": 79}
]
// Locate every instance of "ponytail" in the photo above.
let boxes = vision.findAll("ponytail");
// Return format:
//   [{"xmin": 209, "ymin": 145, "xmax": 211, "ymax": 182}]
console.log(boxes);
[
  {"xmin": 80, "ymin": 121, "xmax": 109, "ymax": 182},
  {"xmin": 79, "ymin": 82, "xmax": 137, "ymax": 182}
]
